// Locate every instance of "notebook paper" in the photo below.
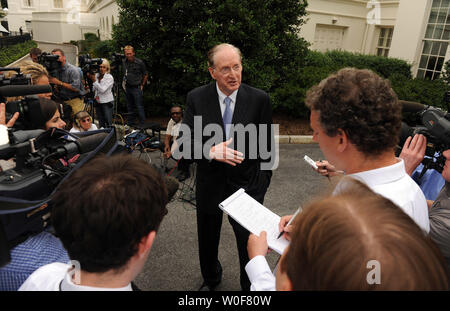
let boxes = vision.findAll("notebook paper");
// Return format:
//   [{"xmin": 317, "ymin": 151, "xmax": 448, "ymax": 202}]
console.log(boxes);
[{"xmin": 219, "ymin": 188, "xmax": 289, "ymax": 255}]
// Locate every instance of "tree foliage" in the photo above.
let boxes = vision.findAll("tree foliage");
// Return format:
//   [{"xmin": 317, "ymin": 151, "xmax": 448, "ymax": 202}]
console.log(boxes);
[{"xmin": 112, "ymin": 0, "xmax": 309, "ymax": 115}]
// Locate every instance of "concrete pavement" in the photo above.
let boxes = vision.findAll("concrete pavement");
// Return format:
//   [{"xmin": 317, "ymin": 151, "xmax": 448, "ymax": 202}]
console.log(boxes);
[{"xmin": 133, "ymin": 143, "xmax": 333, "ymax": 291}]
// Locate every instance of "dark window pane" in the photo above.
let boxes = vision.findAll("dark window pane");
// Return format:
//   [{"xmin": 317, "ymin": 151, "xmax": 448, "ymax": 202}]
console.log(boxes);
[
  {"xmin": 434, "ymin": 24, "xmax": 444, "ymax": 39},
  {"xmin": 417, "ymin": 69, "xmax": 425, "ymax": 79},
  {"xmin": 384, "ymin": 49, "xmax": 389, "ymax": 57},
  {"xmin": 443, "ymin": 26, "xmax": 450, "ymax": 40},
  {"xmin": 386, "ymin": 38, "xmax": 392, "ymax": 47},
  {"xmin": 380, "ymin": 28, "xmax": 385, "ymax": 37},
  {"xmin": 423, "ymin": 40, "xmax": 432, "ymax": 54},
  {"xmin": 378, "ymin": 36, "xmax": 384, "ymax": 46},
  {"xmin": 377, "ymin": 48, "xmax": 383, "ymax": 56},
  {"xmin": 425, "ymin": 70, "xmax": 434, "ymax": 79},
  {"xmin": 433, "ymin": 0, "xmax": 442, "ymax": 8},
  {"xmin": 436, "ymin": 57, "xmax": 445, "ymax": 70},
  {"xmin": 430, "ymin": 8, "xmax": 439, "ymax": 23},
  {"xmin": 388, "ymin": 28, "xmax": 393, "ymax": 38},
  {"xmin": 432, "ymin": 41, "xmax": 441, "ymax": 55},
  {"xmin": 419, "ymin": 55, "xmax": 429, "ymax": 68},
  {"xmin": 439, "ymin": 42, "xmax": 448, "ymax": 56},
  {"xmin": 437, "ymin": 9, "xmax": 447, "ymax": 23},
  {"xmin": 425, "ymin": 24, "xmax": 435, "ymax": 38},
  {"xmin": 442, "ymin": 0, "xmax": 449, "ymax": 8},
  {"xmin": 428, "ymin": 56, "xmax": 437, "ymax": 70},
  {"xmin": 433, "ymin": 72, "xmax": 441, "ymax": 80}
]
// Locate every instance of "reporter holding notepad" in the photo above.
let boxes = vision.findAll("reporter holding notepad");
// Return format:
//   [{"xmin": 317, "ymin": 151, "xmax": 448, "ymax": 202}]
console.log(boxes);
[{"xmin": 245, "ymin": 178, "xmax": 448, "ymax": 291}]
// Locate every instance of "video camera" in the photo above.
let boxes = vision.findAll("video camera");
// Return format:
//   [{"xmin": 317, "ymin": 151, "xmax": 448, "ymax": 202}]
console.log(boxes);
[
  {"xmin": 400, "ymin": 98, "xmax": 450, "ymax": 177},
  {"xmin": 37, "ymin": 52, "xmax": 62, "ymax": 77},
  {"xmin": 78, "ymin": 54, "xmax": 103, "ymax": 76},
  {"xmin": 0, "ymin": 127, "xmax": 117, "ymax": 267},
  {"xmin": 0, "ymin": 67, "xmax": 31, "ymax": 89}
]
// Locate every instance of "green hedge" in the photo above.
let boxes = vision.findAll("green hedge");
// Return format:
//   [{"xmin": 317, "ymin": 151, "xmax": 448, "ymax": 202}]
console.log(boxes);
[
  {"xmin": 0, "ymin": 40, "xmax": 37, "ymax": 67},
  {"xmin": 273, "ymin": 50, "xmax": 449, "ymax": 117}
]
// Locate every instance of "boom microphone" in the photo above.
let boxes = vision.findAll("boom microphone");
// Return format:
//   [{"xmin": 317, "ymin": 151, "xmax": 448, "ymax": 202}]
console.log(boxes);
[
  {"xmin": 399, "ymin": 100, "xmax": 426, "ymax": 113},
  {"xmin": 0, "ymin": 85, "xmax": 52, "ymax": 98}
]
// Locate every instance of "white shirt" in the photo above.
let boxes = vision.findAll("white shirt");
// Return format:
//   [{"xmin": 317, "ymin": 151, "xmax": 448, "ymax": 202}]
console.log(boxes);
[
  {"xmin": 245, "ymin": 256, "xmax": 276, "ymax": 291},
  {"xmin": 337, "ymin": 158, "xmax": 430, "ymax": 233},
  {"xmin": 216, "ymin": 83, "xmax": 238, "ymax": 117},
  {"xmin": 19, "ymin": 262, "xmax": 132, "ymax": 291},
  {"xmin": 246, "ymin": 159, "xmax": 430, "ymax": 291},
  {"xmin": 166, "ymin": 118, "xmax": 181, "ymax": 138},
  {"xmin": 93, "ymin": 73, "xmax": 114, "ymax": 103}
]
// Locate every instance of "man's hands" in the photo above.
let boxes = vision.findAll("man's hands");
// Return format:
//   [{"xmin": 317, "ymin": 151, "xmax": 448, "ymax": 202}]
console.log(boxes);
[
  {"xmin": 278, "ymin": 215, "xmax": 294, "ymax": 241},
  {"xmin": 399, "ymin": 134, "xmax": 426, "ymax": 176},
  {"xmin": 247, "ymin": 231, "xmax": 269, "ymax": 260},
  {"xmin": 0, "ymin": 103, "xmax": 19, "ymax": 127},
  {"xmin": 314, "ymin": 160, "xmax": 343, "ymax": 177},
  {"xmin": 48, "ymin": 76, "xmax": 62, "ymax": 86},
  {"xmin": 164, "ymin": 145, "xmax": 172, "ymax": 159},
  {"xmin": 209, "ymin": 138, "xmax": 244, "ymax": 166}
]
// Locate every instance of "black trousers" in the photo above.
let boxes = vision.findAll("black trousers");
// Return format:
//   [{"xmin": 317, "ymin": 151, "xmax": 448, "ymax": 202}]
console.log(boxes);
[{"xmin": 196, "ymin": 208, "xmax": 251, "ymax": 291}]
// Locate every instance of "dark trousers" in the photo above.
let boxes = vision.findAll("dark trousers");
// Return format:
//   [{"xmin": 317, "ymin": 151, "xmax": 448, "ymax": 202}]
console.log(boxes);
[
  {"xmin": 197, "ymin": 209, "xmax": 251, "ymax": 291},
  {"xmin": 95, "ymin": 101, "xmax": 113, "ymax": 128},
  {"xmin": 125, "ymin": 86, "xmax": 145, "ymax": 126}
]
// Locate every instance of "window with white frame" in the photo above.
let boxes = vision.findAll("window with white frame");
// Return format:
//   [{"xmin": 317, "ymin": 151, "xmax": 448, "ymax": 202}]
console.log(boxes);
[
  {"xmin": 23, "ymin": 0, "xmax": 33, "ymax": 7},
  {"xmin": 417, "ymin": 0, "xmax": 450, "ymax": 80},
  {"xmin": 376, "ymin": 27, "xmax": 393, "ymax": 57},
  {"xmin": 54, "ymin": 0, "xmax": 63, "ymax": 8}
]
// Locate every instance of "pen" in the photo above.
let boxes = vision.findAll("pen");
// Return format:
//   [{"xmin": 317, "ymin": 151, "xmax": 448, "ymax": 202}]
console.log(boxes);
[
  {"xmin": 319, "ymin": 159, "xmax": 331, "ymax": 182},
  {"xmin": 277, "ymin": 207, "xmax": 302, "ymax": 239}
]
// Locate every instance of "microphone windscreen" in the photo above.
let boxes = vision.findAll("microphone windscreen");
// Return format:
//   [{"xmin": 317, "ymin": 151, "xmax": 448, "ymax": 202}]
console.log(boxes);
[
  {"xmin": 0, "ymin": 85, "xmax": 52, "ymax": 98},
  {"xmin": 164, "ymin": 175, "xmax": 179, "ymax": 201},
  {"xmin": 399, "ymin": 100, "xmax": 425, "ymax": 113}
]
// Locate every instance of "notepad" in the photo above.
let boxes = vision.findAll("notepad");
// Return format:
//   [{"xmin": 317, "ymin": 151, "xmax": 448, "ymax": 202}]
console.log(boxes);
[{"xmin": 219, "ymin": 188, "xmax": 289, "ymax": 255}]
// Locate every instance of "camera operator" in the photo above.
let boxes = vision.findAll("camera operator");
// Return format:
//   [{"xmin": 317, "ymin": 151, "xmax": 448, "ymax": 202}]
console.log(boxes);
[
  {"xmin": 123, "ymin": 45, "xmax": 148, "ymax": 128},
  {"xmin": 86, "ymin": 59, "xmax": 114, "ymax": 128},
  {"xmin": 399, "ymin": 134, "xmax": 450, "ymax": 270},
  {"xmin": 29, "ymin": 48, "xmax": 42, "ymax": 64},
  {"xmin": 0, "ymin": 98, "xmax": 68, "ymax": 290},
  {"xmin": 48, "ymin": 49, "xmax": 84, "ymax": 116}
]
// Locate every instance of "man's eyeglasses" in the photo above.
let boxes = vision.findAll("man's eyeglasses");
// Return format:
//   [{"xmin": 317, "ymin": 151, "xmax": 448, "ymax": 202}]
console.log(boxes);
[
  {"xmin": 215, "ymin": 64, "xmax": 241, "ymax": 75},
  {"xmin": 171, "ymin": 112, "xmax": 181, "ymax": 115}
]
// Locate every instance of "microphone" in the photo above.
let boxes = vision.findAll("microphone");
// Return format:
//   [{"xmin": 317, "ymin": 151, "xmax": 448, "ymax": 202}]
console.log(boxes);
[
  {"xmin": 399, "ymin": 100, "xmax": 426, "ymax": 113},
  {"xmin": 0, "ymin": 85, "xmax": 52, "ymax": 98}
]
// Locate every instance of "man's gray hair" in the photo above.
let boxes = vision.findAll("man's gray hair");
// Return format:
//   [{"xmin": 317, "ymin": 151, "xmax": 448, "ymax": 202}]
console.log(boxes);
[{"xmin": 207, "ymin": 43, "xmax": 242, "ymax": 68}]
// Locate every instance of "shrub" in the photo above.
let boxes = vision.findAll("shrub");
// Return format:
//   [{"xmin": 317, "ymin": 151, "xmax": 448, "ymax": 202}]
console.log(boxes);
[{"xmin": 0, "ymin": 40, "xmax": 37, "ymax": 67}]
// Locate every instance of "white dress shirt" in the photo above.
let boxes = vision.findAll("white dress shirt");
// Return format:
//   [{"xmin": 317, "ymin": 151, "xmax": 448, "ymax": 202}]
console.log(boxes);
[
  {"xmin": 216, "ymin": 83, "xmax": 238, "ymax": 117},
  {"xmin": 335, "ymin": 158, "xmax": 430, "ymax": 233},
  {"xmin": 19, "ymin": 262, "xmax": 132, "ymax": 291},
  {"xmin": 93, "ymin": 73, "xmax": 114, "ymax": 103},
  {"xmin": 245, "ymin": 256, "xmax": 276, "ymax": 291}
]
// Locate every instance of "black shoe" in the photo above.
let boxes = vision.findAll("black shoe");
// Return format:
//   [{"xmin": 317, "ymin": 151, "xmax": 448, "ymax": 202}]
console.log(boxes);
[{"xmin": 198, "ymin": 281, "xmax": 219, "ymax": 291}]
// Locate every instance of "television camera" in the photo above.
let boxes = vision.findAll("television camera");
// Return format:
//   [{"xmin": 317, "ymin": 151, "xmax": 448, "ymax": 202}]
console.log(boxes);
[
  {"xmin": 0, "ymin": 82, "xmax": 117, "ymax": 267},
  {"xmin": 400, "ymin": 97, "xmax": 450, "ymax": 178},
  {"xmin": 37, "ymin": 52, "xmax": 62, "ymax": 78}
]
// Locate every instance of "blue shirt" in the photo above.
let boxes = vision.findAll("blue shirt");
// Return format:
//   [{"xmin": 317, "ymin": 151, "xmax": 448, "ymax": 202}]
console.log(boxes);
[
  {"xmin": 0, "ymin": 231, "xmax": 69, "ymax": 291},
  {"xmin": 412, "ymin": 162, "xmax": 446, "ymax": 201}
]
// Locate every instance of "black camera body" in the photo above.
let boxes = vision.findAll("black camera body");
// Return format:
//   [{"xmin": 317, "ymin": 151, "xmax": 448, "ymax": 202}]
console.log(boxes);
[
  {"xmin": 37, "ymin": 52, "xmax": 62, "ymax": 77},
  {"xmin": 78, "ymin": 54, "xmax": 103, "ymax": 75},
  {"xmin": 0, "ymin": 67, "xmax": 31, "ymax": 89},
  {"xmin": 401, "ymin": 106, "xmax": 450, "ymax": 175}
]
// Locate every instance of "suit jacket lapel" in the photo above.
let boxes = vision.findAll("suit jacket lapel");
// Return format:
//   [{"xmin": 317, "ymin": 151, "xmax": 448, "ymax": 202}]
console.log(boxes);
[
  {"xmin": 233, "ymin": 84, "xmax": 248, "ymax": 125},
  {"xmin": 205, "ymin": 82, "xmax": 224, "ymax": 128}
]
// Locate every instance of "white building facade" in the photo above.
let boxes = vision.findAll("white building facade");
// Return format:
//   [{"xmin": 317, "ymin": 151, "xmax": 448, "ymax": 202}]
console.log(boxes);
[
  {"xmin": 301, "ymin": 0, "xmax": 449, "ymax": 79},
  {"xmin": 1, "ymin": 0, "xmax": 449, "ymax": 78},
  {"xmin": 0, "ymin": 0, "xmax": 118, "ymax": 42}
]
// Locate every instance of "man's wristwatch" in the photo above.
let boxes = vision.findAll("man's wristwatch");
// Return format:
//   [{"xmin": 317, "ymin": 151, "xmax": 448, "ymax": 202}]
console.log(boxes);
[{"xmin": 60, "ymin": 81, "xmax": 64, "ymax": 87}]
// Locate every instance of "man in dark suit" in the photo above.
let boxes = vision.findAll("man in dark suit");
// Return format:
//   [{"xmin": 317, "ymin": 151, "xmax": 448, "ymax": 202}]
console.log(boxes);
[{"xmin": 179, "ymin": 43, "xmax": 274, "ymax": 291}]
